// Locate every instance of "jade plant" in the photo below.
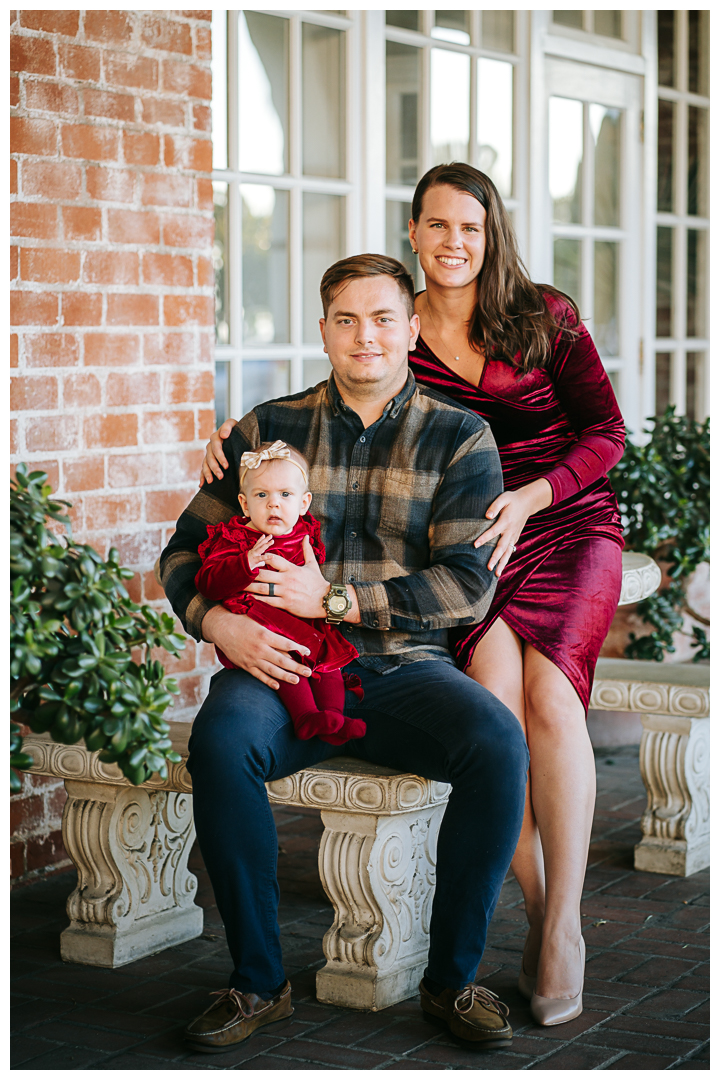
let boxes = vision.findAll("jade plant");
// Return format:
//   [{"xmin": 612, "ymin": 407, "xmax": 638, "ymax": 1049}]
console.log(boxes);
[
  {"xmin": 10, "ymin": 464, "xmax": 186, "ymax": 792},
  {"xmin": 609, "ymin": 406, "xmax": 710, "ymax": 662}
]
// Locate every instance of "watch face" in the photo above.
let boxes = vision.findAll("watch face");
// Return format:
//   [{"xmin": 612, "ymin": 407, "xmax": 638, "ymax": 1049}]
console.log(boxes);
[{"xmin": 328, "ymin": 595, "xmax": 346, "ymax": 614}]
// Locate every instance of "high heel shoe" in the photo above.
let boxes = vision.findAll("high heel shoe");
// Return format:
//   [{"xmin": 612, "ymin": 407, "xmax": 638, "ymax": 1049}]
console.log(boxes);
[
  {"xmin": 530, "ymin": 937, "xmax": 585, "ymax": 1026},
  {"xmin": 518, "ymin": 932, "xmax": 537, "ymax": 1000}
]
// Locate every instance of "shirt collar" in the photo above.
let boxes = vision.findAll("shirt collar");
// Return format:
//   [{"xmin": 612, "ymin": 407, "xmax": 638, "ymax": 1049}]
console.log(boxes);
[{"xmin": 326, "ymin": 369, "xmax": 416, "ymax": 419}]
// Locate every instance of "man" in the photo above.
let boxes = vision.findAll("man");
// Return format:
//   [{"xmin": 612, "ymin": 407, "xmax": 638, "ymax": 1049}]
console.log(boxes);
[{"xmin": 160, "ymin": 254, "xmax": 528, "ymax": 1052}]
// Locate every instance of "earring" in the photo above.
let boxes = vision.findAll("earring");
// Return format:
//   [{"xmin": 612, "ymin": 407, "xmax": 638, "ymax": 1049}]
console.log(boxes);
[{"xmin": 412, "ymin": 248, "xmax": 418, "ymax": 255}]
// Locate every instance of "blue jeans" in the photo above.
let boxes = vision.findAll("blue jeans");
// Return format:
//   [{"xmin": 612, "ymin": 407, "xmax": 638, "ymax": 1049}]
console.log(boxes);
[{"xmin": 187, "ymin": 659, "xmax": 529, "ymax": 997}]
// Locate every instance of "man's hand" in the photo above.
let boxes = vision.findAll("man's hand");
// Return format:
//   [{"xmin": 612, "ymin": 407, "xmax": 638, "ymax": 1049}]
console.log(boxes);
[
  {"xmin": 201, "ymin": 606, "xmax": 312, "ymax": 690},
  {"xmin": 247, "ymin": 535, "xmax": 329, "ymax": 618}
]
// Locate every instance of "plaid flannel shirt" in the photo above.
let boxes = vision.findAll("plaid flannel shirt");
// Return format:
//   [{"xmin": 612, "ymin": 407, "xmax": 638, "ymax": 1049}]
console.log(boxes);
[{"xmin": 160, "ymin": 371, "xmax": 503, "ymax": 673}]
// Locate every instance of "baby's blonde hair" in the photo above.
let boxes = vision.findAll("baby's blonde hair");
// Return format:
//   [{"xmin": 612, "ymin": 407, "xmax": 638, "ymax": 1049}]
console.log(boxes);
[{"xmin": 239, "ymin": 441, "xmax": 310, "ymax": 493}]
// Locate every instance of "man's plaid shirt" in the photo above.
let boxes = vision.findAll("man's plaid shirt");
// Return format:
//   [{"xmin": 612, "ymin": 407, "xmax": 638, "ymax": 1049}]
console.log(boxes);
[{"xmin": 160, "ymin": 371, "xmax": 503, "ymax": 673}]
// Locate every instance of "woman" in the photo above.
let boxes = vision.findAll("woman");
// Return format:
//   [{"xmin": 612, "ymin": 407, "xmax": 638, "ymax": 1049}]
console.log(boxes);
[{"xmin": 200, "ymin": 164, "xmax": 625, "ymax": 1026}]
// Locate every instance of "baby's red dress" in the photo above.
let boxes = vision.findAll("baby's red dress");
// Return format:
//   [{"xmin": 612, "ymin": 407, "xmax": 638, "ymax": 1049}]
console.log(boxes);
[{"xmin": 195, "ymin": 513, "xmax": 364, "ymax": 744}]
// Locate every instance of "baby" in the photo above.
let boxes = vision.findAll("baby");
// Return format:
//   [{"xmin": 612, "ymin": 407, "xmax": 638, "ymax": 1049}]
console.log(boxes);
[{"xmin": 195, "ymin": 440, "xmax": 366, "ymax": 745}]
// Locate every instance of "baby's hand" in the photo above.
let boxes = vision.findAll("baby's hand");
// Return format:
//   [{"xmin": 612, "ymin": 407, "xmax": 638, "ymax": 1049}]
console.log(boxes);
[{"xmin": 247, "ymin": 533, "xmax": 274, "ymax": 571}]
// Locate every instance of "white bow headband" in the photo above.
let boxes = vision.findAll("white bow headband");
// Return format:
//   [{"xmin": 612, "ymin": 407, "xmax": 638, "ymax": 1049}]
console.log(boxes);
[{"xmin": 239, "ymin": 440, "xmax": 308, "ymax": 487}]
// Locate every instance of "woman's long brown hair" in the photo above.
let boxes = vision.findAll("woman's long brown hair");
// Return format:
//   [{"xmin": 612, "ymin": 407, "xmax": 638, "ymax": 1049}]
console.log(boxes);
[{"xmin": 411, "ymin": 163, "xmax": 580, "ymax": 373}]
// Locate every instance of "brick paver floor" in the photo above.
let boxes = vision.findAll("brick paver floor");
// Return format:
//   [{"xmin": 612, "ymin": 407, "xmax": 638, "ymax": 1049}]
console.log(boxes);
[{"xmin": 11, "ymin": 746, "xmax": 709, "ymax": 1070}]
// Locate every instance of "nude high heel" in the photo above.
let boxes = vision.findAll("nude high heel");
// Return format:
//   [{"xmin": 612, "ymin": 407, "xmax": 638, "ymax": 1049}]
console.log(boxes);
[
  {"xmin": 517, "ymin": 933, "xmax": 537, "ymax": 1000},
  {"xmin": 530, "ymin": 937, "xmax": 585, "ymax": 1026}
]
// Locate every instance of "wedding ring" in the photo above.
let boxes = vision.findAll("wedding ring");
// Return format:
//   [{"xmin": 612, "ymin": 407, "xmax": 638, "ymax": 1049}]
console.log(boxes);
[{"xmin": 268, "ymin": 582, "xmax": 275, "ymax": 597}]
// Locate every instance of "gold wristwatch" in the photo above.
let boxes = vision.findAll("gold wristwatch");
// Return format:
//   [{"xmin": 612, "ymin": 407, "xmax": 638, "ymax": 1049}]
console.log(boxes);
[{"xmin": 322, "ymin": 583, "xmax": 352, "ymax": 624}]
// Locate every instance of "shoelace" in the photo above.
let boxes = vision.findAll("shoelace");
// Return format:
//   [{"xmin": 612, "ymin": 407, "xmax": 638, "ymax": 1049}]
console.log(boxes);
[
  {"xmin": 454, "ymin": 983, "xmax": 510, "ymax": 1019},
  {"xmin": 208, "ymin": 987, "xmax": 255, "ymax": 1026}
]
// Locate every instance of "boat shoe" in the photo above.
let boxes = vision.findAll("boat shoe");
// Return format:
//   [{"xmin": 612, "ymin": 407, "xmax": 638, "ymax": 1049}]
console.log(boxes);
[
  {"xmin": 185, "ymin": 981, "xmax": 293, "ymax": 1053},
  {"xmin": 420, "ymin": 979, "xmax": 513, "ymax": 1048}
]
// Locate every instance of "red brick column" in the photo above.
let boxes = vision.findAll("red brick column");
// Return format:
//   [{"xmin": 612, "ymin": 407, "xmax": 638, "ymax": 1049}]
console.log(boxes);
[{"xmin": 10, "ymin": 10, "xmax": 217, "ymax": 884}]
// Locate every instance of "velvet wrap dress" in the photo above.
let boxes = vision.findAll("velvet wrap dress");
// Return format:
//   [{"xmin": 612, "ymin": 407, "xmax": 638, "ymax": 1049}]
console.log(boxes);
[{"xmin": 409, "ymin": 297, "xmax": 626, "ymax": 712}]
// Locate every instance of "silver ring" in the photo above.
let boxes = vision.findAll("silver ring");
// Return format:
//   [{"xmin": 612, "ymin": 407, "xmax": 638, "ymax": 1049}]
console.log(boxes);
[{"xmin": 268, "ymin": 582, "xmax": 275, "ymax": 597}]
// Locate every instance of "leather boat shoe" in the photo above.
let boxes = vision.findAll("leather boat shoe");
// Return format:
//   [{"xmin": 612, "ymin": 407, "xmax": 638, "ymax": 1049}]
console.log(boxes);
[
  {"xmin": 420, "ymin": 980, "xmax": 513, "ymax": 1048},
  {"xmin": 185, "ymin": 982, "xmax": 293, "ymax": 1053}
]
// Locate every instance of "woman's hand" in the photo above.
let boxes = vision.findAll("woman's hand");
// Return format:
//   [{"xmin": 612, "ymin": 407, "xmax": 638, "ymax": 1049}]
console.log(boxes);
[
  {"xmin": 199, "ymin": 418, "xmax": 237, "ymax": 486},
  {"xmin": 247, "ymin": 533, "xmax": 274, "ymax": 571},
  {"xmin": 475, "ymin": 478, "xmax": 552, "ymax": 577}
]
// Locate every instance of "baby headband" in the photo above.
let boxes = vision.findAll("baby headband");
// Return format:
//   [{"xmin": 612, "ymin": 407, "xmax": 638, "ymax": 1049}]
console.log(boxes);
[{"xmin": 239, "ymin": 440, "xmax": 308, "ymax": 487}]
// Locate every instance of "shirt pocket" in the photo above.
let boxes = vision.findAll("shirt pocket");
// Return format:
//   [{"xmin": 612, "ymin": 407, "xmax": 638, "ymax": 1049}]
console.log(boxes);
[{"xmin": 378, "ymin": 468, "xmax": 418, "ymax": 538}]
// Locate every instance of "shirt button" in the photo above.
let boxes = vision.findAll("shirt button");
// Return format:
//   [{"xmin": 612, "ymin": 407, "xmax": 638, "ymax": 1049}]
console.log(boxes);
[
  {"xmin": 359, "ymin": 436, "xmax": 366, "ymax": 443},
  {"xmin": 346, "ymin": 626, "xmax": 353, "ymax": 633},
  {"xmin": 373, "ymin": 619, "xmax": 379, "ymax": 627},
  {"xmin": 352, "ymin": 481, "xmax": 359, "ymax": 489},
  {"xmin": 348, "ymin": 576, "xmax": 355, "ymax": 582},
  {"xmin": 350, "ymin": 531, "xmax": 357, "ymax": 538}
]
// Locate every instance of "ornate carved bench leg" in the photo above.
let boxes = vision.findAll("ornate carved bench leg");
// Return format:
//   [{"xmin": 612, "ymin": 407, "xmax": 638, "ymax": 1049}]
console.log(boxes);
[
  {"xmin": 315, "ymin": 803, "xmax": 447, "ymax": 1011},
  {"xmin": 634, "ymin": 714, "xmax": 710, "ymax": 877},
  {"xmin": 60, "ymin": 779, "xmax": 203, "ymax": 967}
]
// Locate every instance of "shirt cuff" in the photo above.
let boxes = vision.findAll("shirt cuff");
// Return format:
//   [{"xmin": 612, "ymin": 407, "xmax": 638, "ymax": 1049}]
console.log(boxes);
[
  {"xmin": 187, "ymin": 594, "xmax": 221, "ymax": 642},
  {"xmin": 353, "ymin": 580, "xmax": 393, "ymax": 632}
]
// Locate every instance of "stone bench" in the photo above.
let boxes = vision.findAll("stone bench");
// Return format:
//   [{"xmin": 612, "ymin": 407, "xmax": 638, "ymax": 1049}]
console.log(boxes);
[
  {"xmin": 590, "ymin": 658, "xmax": 709, "ymax": 877},
  {"xmin": 23, "ymin": 730, "xmax": 449, "ymax": 1011}
]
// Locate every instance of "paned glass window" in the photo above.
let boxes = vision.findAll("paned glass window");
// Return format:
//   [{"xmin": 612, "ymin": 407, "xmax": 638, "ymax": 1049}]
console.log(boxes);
[
  {"xmin": 654, "ymin": 10, "xmax": 709, "ymax": 419},
  {"xmin": 211, "ymin": 11, "xmax": 353, "ymax": 421}
]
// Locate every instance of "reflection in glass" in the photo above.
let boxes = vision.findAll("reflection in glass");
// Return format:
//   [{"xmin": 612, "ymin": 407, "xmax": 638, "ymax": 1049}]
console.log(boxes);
[
  {"xmin": 553, "ymin": 239, "xmax": 581, "ymax": 306},
  {"xmin": 549, "ymin": 97, "xmax": 583, "ymax": 223},
  {"xmin": 687, "ymin": 107, "xmax": 708, "ymax": 218},
  {"xmin": 590, "ymin": 105, "xmax": 620, "ymax": 227},
  {"xmin": 478, "ymin": 59, "xmax": 513, "ymax": 198},
  {"xmin": 241, "ymin": 185, "xmax": 289, "ymax": 344},
  {"xmin": 215, "ymin": 360, "xmax": 230, "ymax": 428},
  {"xmin": 594, "ymin": 11, "xmax": 622, "ymax": 38},
  {"xmin": 303, "ymin": 23, "xmax": 345, "ymax": 178},
  {"xmin": 386, "ymin": 201, "xmax": 421, "ymax": 288},
  {"xmin": 239, "ymin": 13, "xmax": 288, "ymax": 175},
  {"xmin": 303, "ymin": 193, "xmax": 345, "ymax": 343},
  {"xmin": 482, "ymin": 11, "xmax": 515, "ymax": 52},
  {"xmin": 657, "ymin": 10, "xmax": 675, "ymax": 88},
  {"xmin": 655, "ymin": 353, "xmax": 671, "ymax": 415},
  {"xmin": 211, "ymin": 11, "xmax": 227, "ymax": 169},
  {"xmin": 386, "ymin": 11, "xmax": 419, "ymax": 31},
  {"xmin": 243, "ymin": 360, "xmax": 290, "ymax": 414},
  {"xmin": 656, "ymin": 227, "xmax": 673, "ymax": 337},
  {"xmin": 431, "ymin": 49, "xmax": 470, "ymax": 166},
  {"xmin": 213, "ymin": 182, "xmax": 229, "ymax": 344},
  {"xmin": 686, "ymin": 230, "xmax": 707, "ymax": 339},
  {"xmin": 553, "ymin": 11, "xmax": 583, "ymax": 29},
  {"xmin": 303, "ymin": 357, "xmax": 332, "ymax": 390},
  {"xmin": 594, "ymin": 241, "xmax": 619, "ymax": 356},
  {"xmin": 386, "ymin": 42, "xmax": 420, "ymax": 184},
  {"xmin": 685, "ymin": 352, "xmax": 705, "ymax": 421},
  {"xmin": 657, "ymin": 100, "xmax": 674, "ymax": 213},
  {"xmin": 432, "ymin": 11, "xmax": 470, "ymax": 45},
  {"xmin": 688, "ymin": 11, "xmax": 709, "ymax": 96}
]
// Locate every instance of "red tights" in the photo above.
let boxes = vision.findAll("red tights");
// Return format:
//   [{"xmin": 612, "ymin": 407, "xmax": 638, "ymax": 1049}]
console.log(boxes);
[{"xmin": 276, "ymin": 669, "xmax": 366, "ymax": 745}]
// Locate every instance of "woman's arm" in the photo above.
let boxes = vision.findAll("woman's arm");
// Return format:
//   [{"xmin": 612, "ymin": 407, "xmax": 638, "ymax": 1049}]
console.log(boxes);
[
  {"xmin": 200, "ymin": 418, "xmax": 238, "ymax": 485},
  {"xmin": 541, "ymin": 312, "xmax": 626, "ymax": 504}
]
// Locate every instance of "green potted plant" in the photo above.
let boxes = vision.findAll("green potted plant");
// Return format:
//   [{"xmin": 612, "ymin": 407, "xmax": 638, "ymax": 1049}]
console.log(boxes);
[
  {"xmin": 10, "ymin": 464, "xmax": 186, "ymax": 792},
  {"xmin": 609, "ymin": 406, "xmax": 710, "ymax": 662}
]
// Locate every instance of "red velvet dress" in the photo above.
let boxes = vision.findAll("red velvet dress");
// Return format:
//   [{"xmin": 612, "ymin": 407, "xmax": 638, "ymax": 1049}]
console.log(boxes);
[
  {"xmin": 195, "ymin": 513, "xmax": 358, "ymax": 674},
  {"xmin": 409, "ymin": 298, "xmax": 625, "ymax": 712}
]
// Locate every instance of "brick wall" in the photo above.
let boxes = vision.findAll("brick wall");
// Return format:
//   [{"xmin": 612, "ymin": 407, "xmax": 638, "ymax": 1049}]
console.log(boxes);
[{"xmin": 10, "ymin": 9, "xmax": 218, "ymax": 884}]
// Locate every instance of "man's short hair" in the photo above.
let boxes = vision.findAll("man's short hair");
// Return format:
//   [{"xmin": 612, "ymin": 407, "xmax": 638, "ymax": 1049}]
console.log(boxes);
[{"xmin": 320, "ymin": 254, "xmax": 415, "ymax": 320}]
